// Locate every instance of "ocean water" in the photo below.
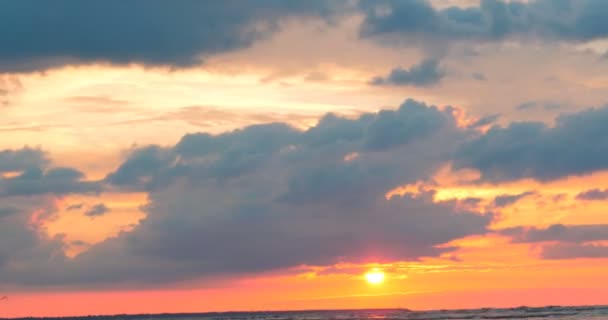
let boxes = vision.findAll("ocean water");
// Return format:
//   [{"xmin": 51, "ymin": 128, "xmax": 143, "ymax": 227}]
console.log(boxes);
[{"xmin": 13, "ymin": 306, "xmax": 608, "ymax": 320}]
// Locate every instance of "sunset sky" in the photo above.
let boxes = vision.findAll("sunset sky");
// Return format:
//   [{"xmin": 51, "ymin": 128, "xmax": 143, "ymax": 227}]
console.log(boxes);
[{"xmin": 3, "ymin": 0, "xmax": 608, "ymax": 317}]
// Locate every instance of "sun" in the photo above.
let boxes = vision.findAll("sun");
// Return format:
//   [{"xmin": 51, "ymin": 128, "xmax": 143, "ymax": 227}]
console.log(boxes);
[{"xmin": 364, "ymin": 269, "xmax": 385, "ymax": 285}]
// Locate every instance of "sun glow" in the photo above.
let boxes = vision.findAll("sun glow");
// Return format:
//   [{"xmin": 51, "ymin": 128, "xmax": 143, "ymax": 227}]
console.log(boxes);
[{"xmin": 364, "ymin": 269, "xmax": 385, "ymax": 285}]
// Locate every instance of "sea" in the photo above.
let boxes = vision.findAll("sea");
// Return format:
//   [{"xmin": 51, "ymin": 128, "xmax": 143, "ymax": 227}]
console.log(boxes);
[{"xmin": 7, "ymin": 306, "xmax": 608, "ymax": 320}]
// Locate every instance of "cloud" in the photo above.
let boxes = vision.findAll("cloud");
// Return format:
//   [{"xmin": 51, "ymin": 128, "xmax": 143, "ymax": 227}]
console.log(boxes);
[
  {"xmin": 0, "ymin": 167, "xmax": 100, "ymax": 197},
  {"xmin": 359, "ymin": 0, "xmax": 608, "ymax": 44},
  {"xmin": 0, "ymin": 206, "xmax": 19, "ymax": 218},
  {"xmin": 492, "ymin": 191, "xmax": 535, "ymax": 207},
  {"xmin": 56, "ymin": 189, "xmax": 490, "ymax": 285},
  {"xmin": 454, "ymin": 105, "xmax": 608, "ymax": 182},
  {"xmin": 10, "ymin": 98, "xmax": 608, "ymax": 285},
  {"xmin": 576, "ymin": 188, "xmax": 608, "ymax": 200},
  {"xmin": 541, "ymin": 243, "xmax": 608, "ymax": 259},
  {"xmin": 0, "ymin": 99, "xmax": 495, "ymax": 286},
  {"xmin": 107, "ymin": 99, "xmax": 459, "ymax": 190},
  {"xmin": 0, "ymin": 147, "xmax": 48, "ymax": 173},
  {"xmin": 0, "ymin": 148, "xmax": 100, "ymax": 197},
  {"xmin": 105, "ymin": 145, "xmax": 176, "ymax": 190},
  {"xmin": 0, "ymin": 0, "xmax": 345, "ymax": 72},
  {"xmin": 370, "ymin": 59, "xmax": 445, "ymax": 87},
  {"xmin": 84, "ymin": 204, "xmax": 110, "ymax": 218},
  {"xmin": 502, "ymin": 224, "xmax": 608, "ymax": 259},
  {"xmin": 0, "ymin": 197, "xmax": 65, "ymax": 274},
  {"xmin": 502, "ymin": 224, "xmax": 608, "ymax": 243}
]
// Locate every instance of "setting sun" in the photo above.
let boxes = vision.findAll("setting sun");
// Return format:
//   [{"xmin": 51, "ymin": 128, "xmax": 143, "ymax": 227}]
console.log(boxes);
[{"xmin": 364, "ymin": 269, "xmax": 385, "ymax": 285}]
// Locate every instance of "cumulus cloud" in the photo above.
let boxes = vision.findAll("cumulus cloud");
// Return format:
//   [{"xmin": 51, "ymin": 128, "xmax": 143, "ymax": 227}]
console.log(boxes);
[
  {"xmin": 370, "ymin": 59, "xmax": 445, "ymax": 87},
  {"xmin": 0, "ymin": 167, "xmax": 100, "ymax": 197},
  {"xmin": 576, "ymin": 188, "xmax": 608, "ymax": 201},
  {"xmin": 454, "ymin": 105, "xmax": 608, "ymax": 182},
  {"xmin": 0, "ymin": 197, "xmax": 65, "ymax": 275},
  {"xmin": 0, "ymin": 147, "xmax": 101, "ymax": 198},
  {"xmin": 502, "ymin": 224, "xmax": 608, "ymax": 243},
  {"xmin": 502, "ymin": 224, "xmax": 608, "ymax": 259},
  {"xmin": 0, "ymin": 99, "xmax": 495, "ymax": 286},
  {"xmin": 8, "ymin": 98, "xmax": 608, "ymax": 285},
  {"xmin": 541, "ymin": 243, "xmax": 608, "ymax": 259},
  {"xmin": 359, "ymin": 0, "xmax": 608, "ymax": 44},
  {"xmin": 0, "ymin": 0, "xmax": 346, "ymax": 72},
  {"xmin": 107, "ymin": 99, "xmax": 459, "ymax": 190},
  {"xmin": 0, "ymin": 149, "xmax": 102, "ymax": 272},
  {"xmin": 0, "ymin": 147, "xmax": 48, "ymax": 173}
]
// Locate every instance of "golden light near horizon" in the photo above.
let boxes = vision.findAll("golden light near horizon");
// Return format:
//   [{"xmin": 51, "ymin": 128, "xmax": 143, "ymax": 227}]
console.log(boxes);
[{"xmin": 364, "ymin": 269, "xmax": 385, "ymax": 285}]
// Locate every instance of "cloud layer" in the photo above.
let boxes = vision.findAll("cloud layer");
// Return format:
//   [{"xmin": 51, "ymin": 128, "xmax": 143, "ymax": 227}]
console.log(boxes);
[
  {"xmin": 454, "ymin": 106, "xmax": 608, "ymax": 182},
  {"xmin": 0, "ymin": 100, "xmax": 496, "ymax": 286},
  {"xmin": 371, "ymin": 59, "xmax": 445, "ymax": 87},
  {"xmin": 4, "ymin": 98, "xmax": 608, "ymax": 287},
  {"xmin": 5, "ymin": 0, "xmax": 608, "ymax": 72},
  {"xmin": 0, "ymin": 0, "xmax": 343, "ymax": 71},
  {"xmin": 360, "ymin": 0, "xmax": 608, "ymax": 43},
  {"xmin": 502, "ymin": 224, "xmax": 608, "ymax": 259}
]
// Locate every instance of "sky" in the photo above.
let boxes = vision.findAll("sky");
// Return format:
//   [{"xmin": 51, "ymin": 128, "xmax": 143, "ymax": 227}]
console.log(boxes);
[{"xmin": 2, "ymin": 0, "xmax": 608, "ymax": 317}]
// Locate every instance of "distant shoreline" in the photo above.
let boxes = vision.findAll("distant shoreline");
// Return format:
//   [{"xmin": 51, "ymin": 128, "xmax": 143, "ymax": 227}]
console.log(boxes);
[{"xmin": 4, "ymin": 304, "xmax": 608, "ymax": 320}]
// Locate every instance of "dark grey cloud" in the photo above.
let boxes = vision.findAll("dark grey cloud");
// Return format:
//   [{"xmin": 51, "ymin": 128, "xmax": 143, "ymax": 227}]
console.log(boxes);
[
  {"xmin": 0, "ymin": 197, "xmax": 65, "ymax": 274},
  {"xmin": 11, "ymin": 98, "xmax": 608, "ymax": 285},
  {"xmin": 492, "ymin": 191, "xmax": 535, "ymax": 207},
  {"xmin": 4, "ymin": 0, "xmax": 608, "ymax": 73},
  {"xmin": 0, "ymin": 147, "xmax": 48, "ymax": 173},
  {"xmin": 502, "ymin": 224, "xmax": 608, "ymax": 243},
  {"xmin": 541, "ymin": 243, "xmax": 608, "ymax": 259},
  {"xmin": 105, "ymin": 145, "xmax": 176, "ymax": 190},
  {"xmin": 501, "ymin": 224, "xmax": 608, "ymax": 259},
  {"xmin": 51, "ymin": 190, "xmax": 490, "ymax": 286},
  {"xmin": 0, "ymin": 167, "xmax": 100, "ymax": 197},
  {"xmin": 359, "ymin": 0, "xmax": 608, "ymax": 44},
  {"xmin": 84, "ymin": 204, "xmax": 110, "ymax": 218},
  {"xmin": 0, "ymin": 0, "xmax": 345, "ymax": 72},
  {"xmin": 370, "ymin": 59, "xmax": 445, "ymax": 87},
  {"xmin": 107, "ymin": 99, "xmax": 458, "ymax": 190},
  {"xmin": 0, "ymin": 99, "xmax": 495, "ymax": 286},
  {"xmin": 0, "ymin": 148, "xmax": 101, "ymax": 197},
  {"xmin": 576, "ymin": 188, "xmax": 608, "ymax": 201},
  {"xmin": 454, "ymin": 105, "xmax": 608, "ymax": 182},
  {"xmin": 0, "ymin": 206, "xmax": 19, "ymax": 218}
]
